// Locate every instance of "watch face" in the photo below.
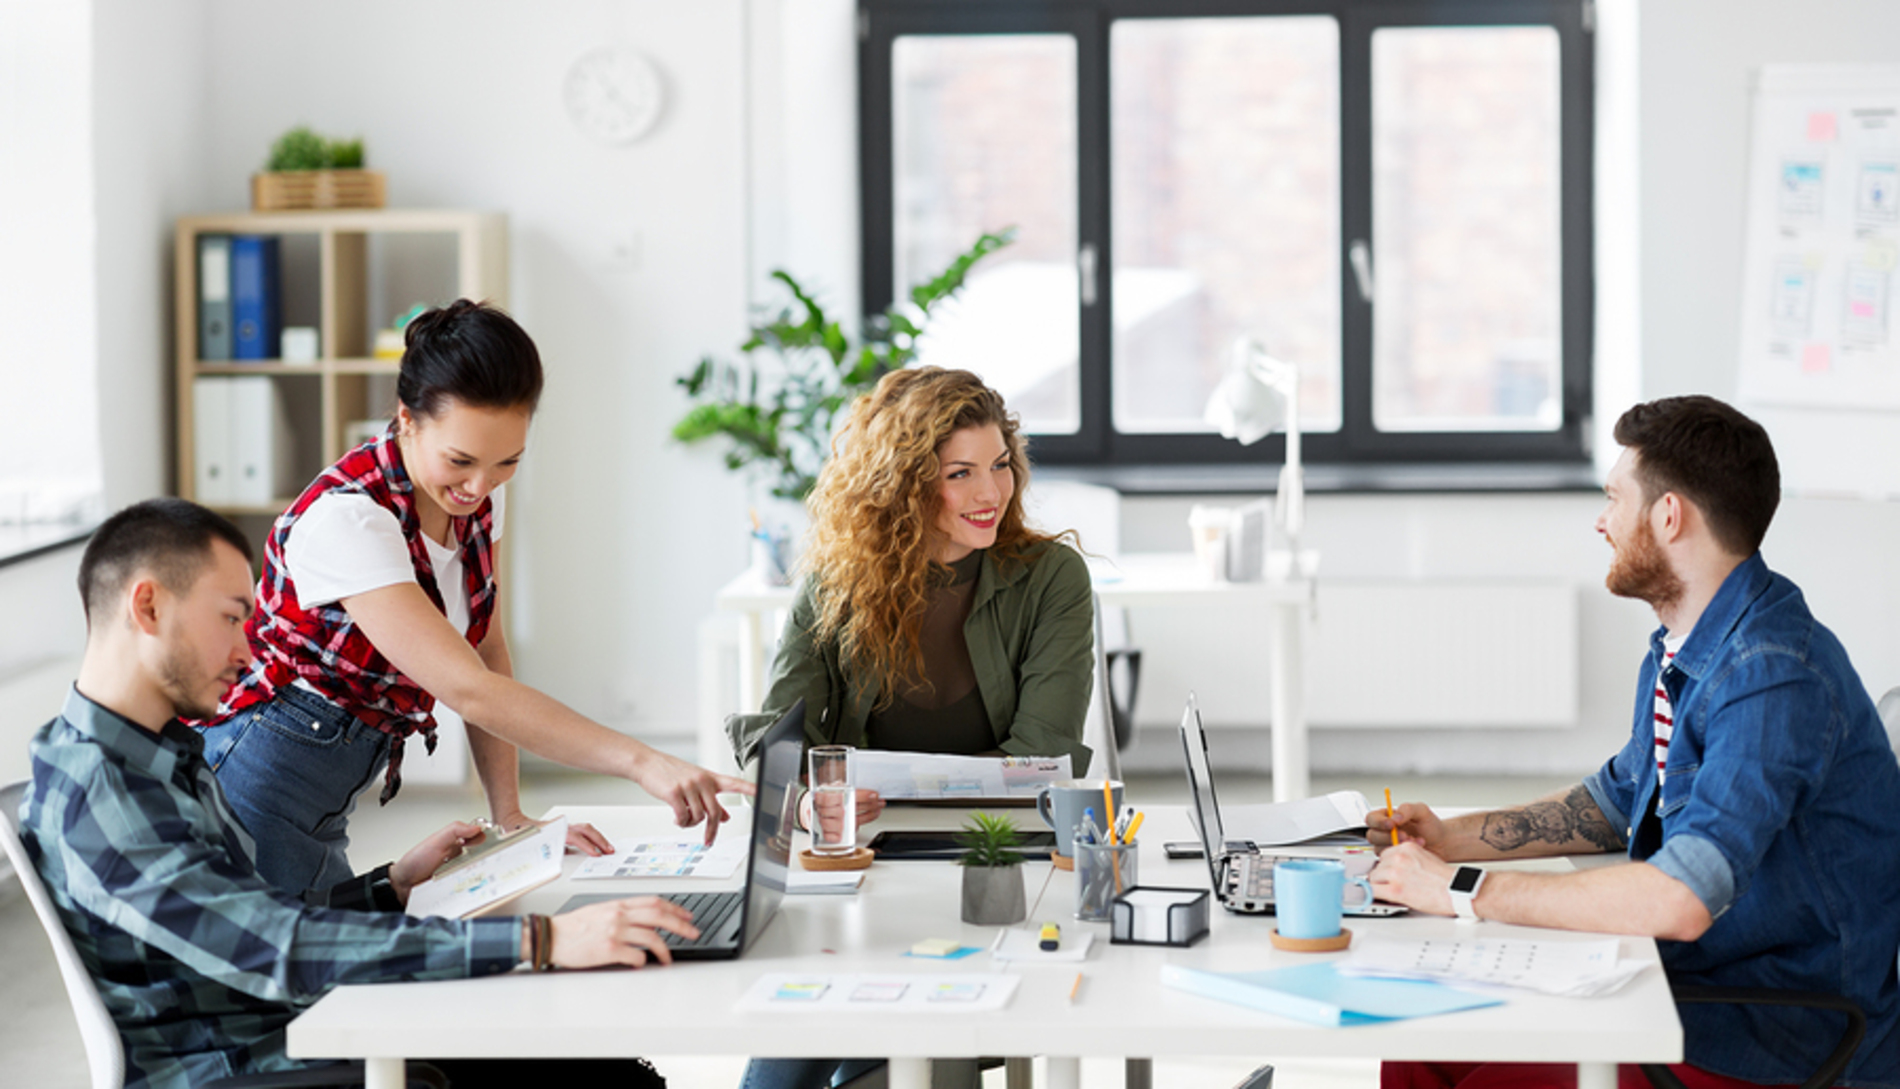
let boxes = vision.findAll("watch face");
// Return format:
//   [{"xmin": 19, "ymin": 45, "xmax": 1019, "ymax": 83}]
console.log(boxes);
[
  {"xmin": 1450, "ymin": 866, "xmax": 1484, "ymax": 894},
  {"xmin": 563, "ymin": 46, "xmax": 664, "ymax": 145}
]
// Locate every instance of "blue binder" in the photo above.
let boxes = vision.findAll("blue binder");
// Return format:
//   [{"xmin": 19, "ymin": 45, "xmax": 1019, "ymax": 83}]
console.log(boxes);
[{"xmin": 230, "ymin": 235, "xmax": 282, "ymax": 360}]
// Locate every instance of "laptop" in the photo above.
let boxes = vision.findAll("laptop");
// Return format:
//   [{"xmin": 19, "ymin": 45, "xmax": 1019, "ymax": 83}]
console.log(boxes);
[
  {"xmin": 558, "ymin": 699, "xmax": 804, "ymax": 959},
  {"xmin": 1178, "ymin": 692, "xmax": 1404, "ymax": 917}
]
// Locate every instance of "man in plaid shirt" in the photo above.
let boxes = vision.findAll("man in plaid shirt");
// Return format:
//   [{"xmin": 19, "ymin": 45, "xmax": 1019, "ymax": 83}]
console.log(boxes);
[{"xmin": 20, "ymin": 499, "xmax": 689, "ymax": 1088}]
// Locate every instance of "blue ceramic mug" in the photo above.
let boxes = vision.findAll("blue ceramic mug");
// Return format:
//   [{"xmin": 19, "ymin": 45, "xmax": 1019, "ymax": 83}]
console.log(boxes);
[{"xmin": 1273, "ymin": 858, "xmax": 1374, "ymax": 940}]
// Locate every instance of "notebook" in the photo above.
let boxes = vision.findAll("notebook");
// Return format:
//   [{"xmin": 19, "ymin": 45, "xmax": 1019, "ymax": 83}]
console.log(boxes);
[
  {"xmin": 1178, "ymin": 693, "xmax": 1404, "ymax": 918},
  {"xmin": 558, "ymin": 699, "xmax": 804, "ymax": 960}
]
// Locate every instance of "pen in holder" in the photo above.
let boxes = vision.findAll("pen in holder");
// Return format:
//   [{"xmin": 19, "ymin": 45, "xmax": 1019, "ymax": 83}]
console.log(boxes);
[{"xmin": 1073, "ymin": 837, "xmax": 1137, "ymax": 922}]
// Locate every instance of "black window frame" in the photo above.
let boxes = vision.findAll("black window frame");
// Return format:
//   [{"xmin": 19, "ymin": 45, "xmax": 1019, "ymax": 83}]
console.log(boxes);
[{"xmin": 859, "ymin": 0, "xmax": 1595, "ymax": 471}]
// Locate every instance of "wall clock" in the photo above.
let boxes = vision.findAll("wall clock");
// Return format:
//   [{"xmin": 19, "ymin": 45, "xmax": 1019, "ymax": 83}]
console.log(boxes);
[{"xmin": 563, "ymin": 46, "xmax": 665, "ymax": 145}]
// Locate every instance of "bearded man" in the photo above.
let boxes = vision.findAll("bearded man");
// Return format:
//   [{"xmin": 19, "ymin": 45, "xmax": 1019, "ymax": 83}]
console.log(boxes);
[{"xmin": 1366, "ymin": 396, "xmax": 1900, "ymax": 1089}]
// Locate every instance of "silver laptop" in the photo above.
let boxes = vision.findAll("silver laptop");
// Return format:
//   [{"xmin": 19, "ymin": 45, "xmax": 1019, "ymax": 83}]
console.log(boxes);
[
  {"xmin": 1178, "ymin": 693, "xmax": 1403, "ymax": 917},
  {"xmin": 559, "ymin": 699, "xmax": 804, "ymax": 959}
]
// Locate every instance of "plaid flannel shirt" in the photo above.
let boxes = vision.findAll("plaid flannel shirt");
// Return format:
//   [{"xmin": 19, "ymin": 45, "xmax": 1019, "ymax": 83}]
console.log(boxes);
[
  {"xmin": 22, "ymin": 687, "xmax": 520, "ymax": 1089},
  {"xmin": 208, "ymin": 424, "xmax": 498, "ymax": 802}
]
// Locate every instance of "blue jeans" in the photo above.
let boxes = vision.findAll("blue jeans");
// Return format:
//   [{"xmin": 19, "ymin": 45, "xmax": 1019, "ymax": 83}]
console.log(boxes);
[{"xmin": 201, "ymin": 685, "xmax": 391, "ymax": 897}]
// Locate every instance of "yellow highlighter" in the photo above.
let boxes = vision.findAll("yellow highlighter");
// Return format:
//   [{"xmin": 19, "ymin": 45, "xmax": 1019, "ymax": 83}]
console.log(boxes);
[{"xmin": 1385, "ymin": 787, "xmax": 1398, "ymax": 846}]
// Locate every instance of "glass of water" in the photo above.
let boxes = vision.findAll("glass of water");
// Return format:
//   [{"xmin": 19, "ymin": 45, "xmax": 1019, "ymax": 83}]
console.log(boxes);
[{"xmin": 807, "ymin": 745, "xmax": 856, "ymax": 856}]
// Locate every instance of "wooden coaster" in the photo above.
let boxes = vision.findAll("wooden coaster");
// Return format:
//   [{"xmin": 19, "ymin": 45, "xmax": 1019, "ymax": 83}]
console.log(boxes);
[
  {"xmin": 1051, "ymin": 852, "xmax": 1074, "ymax": 872},
  {"xmin": 1269, "ymin": 927, "xmax": 1352, "ymax": 953},
  {"xmin": 798, "ymin": 846, "xmax": 875, "ymax": 871}
]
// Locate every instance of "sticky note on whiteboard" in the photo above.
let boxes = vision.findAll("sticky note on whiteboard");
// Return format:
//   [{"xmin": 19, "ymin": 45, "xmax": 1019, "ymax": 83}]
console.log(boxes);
[
  {"xmin": 1809, "ymin": 112, "xmax": 1838, "ymax": 142},
  {"xmin": 1801, "ymin": 343, "xmax": 1831, "ymax": 373}
]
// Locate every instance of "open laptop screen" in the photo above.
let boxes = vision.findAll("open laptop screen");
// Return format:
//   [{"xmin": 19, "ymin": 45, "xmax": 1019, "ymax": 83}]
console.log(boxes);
[
  {"xmin": 1177, "ymin": 693, "xmax": 1228, "ymax": 893},
  {"xmin": 738, "ymin": 700, "xmax": 803, "ymax": 950}
]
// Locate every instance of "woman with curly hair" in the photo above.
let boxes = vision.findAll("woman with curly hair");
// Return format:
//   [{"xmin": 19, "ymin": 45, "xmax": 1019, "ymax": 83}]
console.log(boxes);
[
  {"xmin": 729, "ymin": 366, "xmax": 1096, "ymax": 1089},
  {"xmin": 727, "ymin": 366, "xmax": 1096, "ymax": 781}
]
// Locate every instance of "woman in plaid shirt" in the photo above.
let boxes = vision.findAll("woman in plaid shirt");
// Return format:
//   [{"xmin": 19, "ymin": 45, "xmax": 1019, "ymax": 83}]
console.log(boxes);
[{"xmin": 198, "ymin": 300, "xmax": 751, "ymax": 896}]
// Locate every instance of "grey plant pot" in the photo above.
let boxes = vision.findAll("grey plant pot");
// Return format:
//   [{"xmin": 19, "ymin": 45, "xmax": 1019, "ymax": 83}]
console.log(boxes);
[{"xmin": 960, "ymin": 864, "xmax": 1027, "ymax": 925}]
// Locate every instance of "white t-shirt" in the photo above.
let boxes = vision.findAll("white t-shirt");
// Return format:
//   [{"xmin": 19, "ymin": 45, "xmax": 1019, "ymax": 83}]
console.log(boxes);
[{"xmin": 282, "ymin": 487, "xmax": 506, "ymax": 637}]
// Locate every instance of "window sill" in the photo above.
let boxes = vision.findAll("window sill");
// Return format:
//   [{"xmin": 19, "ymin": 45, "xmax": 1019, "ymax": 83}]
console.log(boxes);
[
  {"xmin": 0, "ymin": 523, "xmax": 96, "ymax": 570},
  {"xmin": 1037, "ymin": 461, "xmax": 1600, "ymax": 496}
]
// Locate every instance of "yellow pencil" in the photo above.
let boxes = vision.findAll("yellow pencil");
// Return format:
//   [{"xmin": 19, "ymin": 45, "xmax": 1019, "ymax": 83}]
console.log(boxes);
[
  {"xmin": 1069, "ymin": 971, "xmax": 1084, "ymax": 1003},
  {"xmin": 1103, "ymin": 781, "xmax": 1118, "ymax": 844},
  {"xmin": 1385, "ymin": 787, "xmax": 1398, "ymax": 846}
]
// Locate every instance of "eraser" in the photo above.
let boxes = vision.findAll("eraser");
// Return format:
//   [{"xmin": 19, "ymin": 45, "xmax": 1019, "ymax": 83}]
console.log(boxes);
[{"xmin": 910, "ymin": 938, "xmax": 962, "ymax": 957}]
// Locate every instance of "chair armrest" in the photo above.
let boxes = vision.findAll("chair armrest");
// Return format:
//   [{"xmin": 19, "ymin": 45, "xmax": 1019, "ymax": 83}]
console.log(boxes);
[{"xmin": 1641, "ymin": 986, "xmax": 1866, "ymax": 1089}]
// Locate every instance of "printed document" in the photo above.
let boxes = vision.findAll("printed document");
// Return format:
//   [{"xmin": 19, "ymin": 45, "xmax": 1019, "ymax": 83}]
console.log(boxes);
[
  {"xmin": 1338, "ymin": 935, "xmax": 1649, "ymax": 997},
  {"xmin": 850, "ymin": 751, "xmax": 1071, "ymax": 800},
  {"xmin": 406, "ymin": 817, "xmax": 566, "ymax": 919},
  {"xmin": 571, "ymin": 838, "xmax": 747, "ymax": 880}
]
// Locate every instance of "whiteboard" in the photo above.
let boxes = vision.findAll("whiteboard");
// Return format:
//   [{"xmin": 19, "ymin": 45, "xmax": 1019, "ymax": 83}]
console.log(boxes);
[{"xmin": 1737, "ymin": 65, "xmax": 1900, "ymax": 411}]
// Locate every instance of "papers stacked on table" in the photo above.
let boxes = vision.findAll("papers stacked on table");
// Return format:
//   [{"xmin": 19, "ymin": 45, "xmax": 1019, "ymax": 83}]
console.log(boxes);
[
  {"xmin": 1337, "ymin": 935, "xmax": 1650, "ymax": 997},
  {"xmin": 571, "ymin": 838, "xmax": 747, "ymax": 880},
  {"xmin": 850, "ymin": 751, "xmax": 1072, "ymax": 800}
]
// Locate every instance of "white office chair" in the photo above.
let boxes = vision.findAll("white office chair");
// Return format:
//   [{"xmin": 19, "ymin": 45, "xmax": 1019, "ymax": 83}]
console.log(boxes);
[{"xmin": 1, "ymin": 779, "xmax": 125, "ymax": 1089}]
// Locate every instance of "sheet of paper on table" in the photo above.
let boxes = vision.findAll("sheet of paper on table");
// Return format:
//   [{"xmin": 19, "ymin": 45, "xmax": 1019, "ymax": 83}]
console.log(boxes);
[
  {"xmin": 738, "ymin": 973, "xmax": 1021, "ymax": 1014},
  {"xmin": 788, "ymin": 869, "xmax": 864, "ymax": 895},
  {"xmin": 1337, "ymin": 935, "xmax": 1650, "ymax": 997},
  {"xmin": 406, "ymin": 818, "xmax": 566, "ymax": 920},
  {"xmin": 1194, "ymin": 789, "xmax": 1375, "ymax": 847},
  {"xmin": 570, "ymin": 838, "xmax": 747, "ymax": 880},
  {"xmin": 850, "ymin": 751, "xmax": 1072, "ymax": 800},
  {"xmin": 989, "ymin": 926, "xmax": 1094, "ymax": 962}
]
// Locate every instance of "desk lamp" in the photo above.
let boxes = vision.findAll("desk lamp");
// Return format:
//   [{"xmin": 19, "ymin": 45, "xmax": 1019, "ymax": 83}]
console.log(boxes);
[{"xmin": 1204, "ymin": 336, "xmax": 1307, "ymax": 575}]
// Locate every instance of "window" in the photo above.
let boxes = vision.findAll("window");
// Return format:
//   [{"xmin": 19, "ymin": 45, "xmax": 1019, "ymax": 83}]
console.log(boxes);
[{"xmin": 860, "ymin": 0, "xmax": 1594, "ymax": 469}]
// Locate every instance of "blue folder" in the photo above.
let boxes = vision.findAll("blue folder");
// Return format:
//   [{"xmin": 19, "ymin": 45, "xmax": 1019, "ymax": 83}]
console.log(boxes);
[{"xmin": 1161, "ymin": 962, "xmax": 1502, "ymax": 1027}]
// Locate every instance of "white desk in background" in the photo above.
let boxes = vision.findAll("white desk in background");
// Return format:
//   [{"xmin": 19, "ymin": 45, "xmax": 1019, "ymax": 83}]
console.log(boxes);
[
  {"xmin": 289, "ymin": 805, "xmax": 1682, "ymax": 1089},
  {"xmin": 713, "ymin": 552, "xmax": 1320, "ymax": 802}
]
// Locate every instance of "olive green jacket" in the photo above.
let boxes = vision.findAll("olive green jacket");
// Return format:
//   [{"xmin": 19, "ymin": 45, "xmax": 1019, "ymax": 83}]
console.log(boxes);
[{"xmin": 725, "ymin": 541, "xmax": 1096, "ymax": 775}]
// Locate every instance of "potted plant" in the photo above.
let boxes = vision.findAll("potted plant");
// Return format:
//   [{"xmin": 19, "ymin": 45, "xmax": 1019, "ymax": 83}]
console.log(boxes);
[
  {"xmin": 252, "ymin": 125, "xmax": 387, "ymax": 211},
  {"xmin": 957, "ymin": 812, "xmax": 1027, "ymax": 926},
  {"xmin": 673, "ymin": 229, "xmax": 1015, "ymax": 503}
]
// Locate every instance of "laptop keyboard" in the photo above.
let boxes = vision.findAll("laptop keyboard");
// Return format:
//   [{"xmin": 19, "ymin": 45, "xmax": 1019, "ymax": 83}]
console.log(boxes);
[{"xmin": 658, "ymin": 890, "xmax": 742, "ymax": 948}]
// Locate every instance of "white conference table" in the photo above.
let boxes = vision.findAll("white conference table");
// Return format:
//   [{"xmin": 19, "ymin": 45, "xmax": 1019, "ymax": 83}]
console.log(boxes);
[
  {"xmin": 290, "ymin": 804, "xmax": 1682, "ymax": 1089},
  {"xmin": 715, "ymin": 551, "xmax": 1319, "ymax": 801}
]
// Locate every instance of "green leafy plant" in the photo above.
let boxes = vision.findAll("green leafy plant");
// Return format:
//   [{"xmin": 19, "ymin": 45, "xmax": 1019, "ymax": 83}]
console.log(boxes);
[
  {"xmin": 266, "ymin": 126, "xmax": 368, "ymax": 172},
  {"xmin": 956, "ymin": 812, "xmax": 1026, "ymax": 868},
  {"xmin": 673, "ymin": 228, "xmax": 1015, "ymax": 501}
]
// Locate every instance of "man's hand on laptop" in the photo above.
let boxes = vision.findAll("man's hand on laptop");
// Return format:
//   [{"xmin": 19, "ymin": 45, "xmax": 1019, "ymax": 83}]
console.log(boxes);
[
  {"xmin": 1364, "ymin": 802, "xmax": 1447, "ymax": 853},
  {"xmin": 551, "ymin": 897, "xmax": 699, "ymax": 969}
]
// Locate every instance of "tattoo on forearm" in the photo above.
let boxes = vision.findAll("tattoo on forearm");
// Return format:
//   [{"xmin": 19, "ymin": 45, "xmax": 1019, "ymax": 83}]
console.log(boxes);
[{"xmin": 1479, "ymin": 785, "xmax": 1625, "ymax": 854}]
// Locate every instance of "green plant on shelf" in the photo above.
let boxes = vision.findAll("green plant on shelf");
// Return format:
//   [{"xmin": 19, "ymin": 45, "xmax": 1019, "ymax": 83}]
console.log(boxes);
[{"xmin": 265, "ymin": 126, "xmax": 367, "ymax": 172}]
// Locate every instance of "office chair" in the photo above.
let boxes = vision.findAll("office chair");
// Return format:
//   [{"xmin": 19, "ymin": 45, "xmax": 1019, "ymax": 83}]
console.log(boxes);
[
  {"xmin": 2, "ymin": 780, "xmax": 444, "ymax": 1089},
  {"xmin": 1640, "ymin": 986, "xmax": 1865, "ymax": 1089}
]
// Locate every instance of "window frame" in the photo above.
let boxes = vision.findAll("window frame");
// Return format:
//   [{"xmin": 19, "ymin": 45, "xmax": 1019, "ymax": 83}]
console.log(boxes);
[{"xmin": 859, "ymin": 0, "xmax": 1596, "ymax": 470}]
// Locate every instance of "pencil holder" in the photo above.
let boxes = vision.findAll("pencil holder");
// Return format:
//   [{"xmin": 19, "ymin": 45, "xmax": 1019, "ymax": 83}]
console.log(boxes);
[
  {"xmin": 1073, "ymin": 840, "xmax": 1137, "ymax": 921},
  {"xmin": 1110, "ymin": 886, "xmax": 1210, "ymax": 947}
]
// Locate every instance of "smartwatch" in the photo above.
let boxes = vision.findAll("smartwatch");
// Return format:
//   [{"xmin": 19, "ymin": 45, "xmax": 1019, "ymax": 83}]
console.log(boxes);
[{"xmin": 1448, "ymin": 865, "xmax": 1487, "ymax": 922}]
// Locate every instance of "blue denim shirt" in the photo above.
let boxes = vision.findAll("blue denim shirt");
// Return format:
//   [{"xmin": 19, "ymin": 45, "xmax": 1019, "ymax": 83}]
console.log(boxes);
[{"xmin": 1583, "ymin": 554, "xmax": 1900, "ymax": 1087}]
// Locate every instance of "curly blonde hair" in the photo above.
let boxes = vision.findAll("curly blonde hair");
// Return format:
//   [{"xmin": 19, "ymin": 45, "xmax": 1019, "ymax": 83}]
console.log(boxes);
[{"xmin": 802, "ymin": 367, "xmax": 1065, "ymax": 700}]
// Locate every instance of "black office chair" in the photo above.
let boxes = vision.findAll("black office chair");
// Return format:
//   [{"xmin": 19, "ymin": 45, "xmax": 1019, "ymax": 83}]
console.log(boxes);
[{"xmin": 1640, "ymin": 985, "xmax": 1866, "ymax": 1089}]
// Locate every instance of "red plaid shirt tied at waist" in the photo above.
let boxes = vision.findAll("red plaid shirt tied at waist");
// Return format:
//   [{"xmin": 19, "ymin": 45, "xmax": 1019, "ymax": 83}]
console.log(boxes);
[{"xmin": 203, "ymin": 425, "xmax": 498, "ymax": 803}]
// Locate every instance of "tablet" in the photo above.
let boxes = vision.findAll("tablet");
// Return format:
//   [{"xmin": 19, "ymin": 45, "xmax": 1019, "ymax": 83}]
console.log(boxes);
[{"xmin": 866, "ymin": 829, "xmax": 1056, "ymax": 861}]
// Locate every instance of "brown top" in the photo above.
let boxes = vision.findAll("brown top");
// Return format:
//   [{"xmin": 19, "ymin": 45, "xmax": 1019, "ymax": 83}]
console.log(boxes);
[{"xmin": 865, "ymin": 549, "xmax": 994, "ymax": 754}]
